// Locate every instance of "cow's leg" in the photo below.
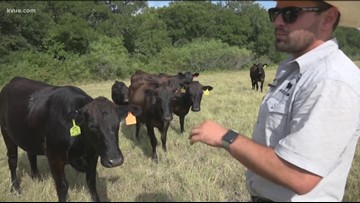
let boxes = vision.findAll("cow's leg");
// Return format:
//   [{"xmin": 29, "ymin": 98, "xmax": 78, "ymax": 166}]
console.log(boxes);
[
  {"xmin": 260, "ymin": 81, "xmax": 264, "ymax": 92},
  {"xmin": 160, "ymin": 121, "xmax": 170, "ymax": 152},
  {"xmin": 179, "ymin": 115, "xmax": 185, "ymax": 133},
  {"xmin": 27, "ymin": 152, "xmax": 42, "ymax": 180},
  {"xmin": 1, "ymin": 128, "xmax": 21, "ymax": 193},
  {"xmin": 85, "ymin": 153, "xmax": 100, "ymax": 202},
  {"xmin": 146, "ymin": 123, "xmax": 158, "ymax": 163},
  {"xmin": 255, "ymin": 81, "xmax": 259, "ymax": 91},
  {"xmin": 135, "ymin": 122, "xmax": 141, "ymax": 141},
  {"xmin": 46, "ymin": 152, "xmax": 69, "ymax": 202},
  {"xmin": 251, "ymin": 80, "xmax": 255, "ymax": 90}
]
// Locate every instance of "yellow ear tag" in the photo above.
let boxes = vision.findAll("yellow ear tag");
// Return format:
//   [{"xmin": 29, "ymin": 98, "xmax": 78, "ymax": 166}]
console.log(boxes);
[
  {"xmin": 181, "ymin": 88, "xmax": 186, "ymax": 93},
  {"xmin": 125, "ymin": 112, "xmax": 137, "ymax": 125},
  {"xmin": 70, "ymin": 119, "xmax": 81, "ymax": 137},
  {"xmin": 204, "ymin": 89, "xmax": 210, "ymax": 96}
]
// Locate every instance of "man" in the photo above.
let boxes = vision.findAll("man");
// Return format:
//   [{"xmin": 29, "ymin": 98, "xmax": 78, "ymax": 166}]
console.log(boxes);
[{"xmin": 188, "ymin": 1, "xmax": 360, "ymax": 201}]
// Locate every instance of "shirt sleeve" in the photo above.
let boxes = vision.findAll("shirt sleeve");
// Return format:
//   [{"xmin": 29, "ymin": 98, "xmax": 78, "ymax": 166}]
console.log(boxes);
[{"xmin": 274, "ymin": 79, "xmax": 360, "ymax": 177}]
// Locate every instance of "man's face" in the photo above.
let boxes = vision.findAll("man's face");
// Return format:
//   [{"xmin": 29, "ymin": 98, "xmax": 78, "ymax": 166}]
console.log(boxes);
[{"xmin": 272, "ymin": 1, "xmax": 323, "ymax": 57}]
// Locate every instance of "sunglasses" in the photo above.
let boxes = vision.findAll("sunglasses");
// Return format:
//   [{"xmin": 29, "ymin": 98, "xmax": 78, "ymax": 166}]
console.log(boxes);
[{"xmin": 268, "ymin": 6, "xmax": 331, "ymax": 24}]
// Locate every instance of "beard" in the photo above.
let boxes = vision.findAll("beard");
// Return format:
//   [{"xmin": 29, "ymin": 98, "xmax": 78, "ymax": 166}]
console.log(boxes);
[{"xmin": 275, "ymin": 20, "xmax": 319, "ymax": 55}]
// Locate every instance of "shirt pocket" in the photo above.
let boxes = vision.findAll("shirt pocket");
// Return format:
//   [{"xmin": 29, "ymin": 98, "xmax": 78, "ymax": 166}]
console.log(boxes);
[
  {"xmin": 266, "ymin": 96, "xmax": 289, "ymax": 144},
  {"xmin": 267, "ymin": 97, "xmax": 288, "ymax": 114}
]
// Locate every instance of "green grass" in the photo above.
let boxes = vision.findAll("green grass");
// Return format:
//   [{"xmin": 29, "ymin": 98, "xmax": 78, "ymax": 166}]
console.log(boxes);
[{"xmin": 0, "ymin": 68, "xmax": 359, "ymax": 201}]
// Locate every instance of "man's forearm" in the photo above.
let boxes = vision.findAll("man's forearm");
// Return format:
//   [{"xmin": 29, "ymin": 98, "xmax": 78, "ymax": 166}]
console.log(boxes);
[{"xmin": 227, "ymin": 135, "xmax": 322, "ymax": 195}]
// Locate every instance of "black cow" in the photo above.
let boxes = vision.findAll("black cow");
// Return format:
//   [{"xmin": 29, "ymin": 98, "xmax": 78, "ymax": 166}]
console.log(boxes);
[
  {"xmin": 111, "ymin": 81, "xmax": 129, "ymax": 105},
  {"xmin": 173, "ymin": 81, "xmax": 213, "ymax": 133},
  {"xmin": 129, "ymin": 71, "xmax": 181, "ymax": 163},
  {"xmin": 0, "ymin": 77, "xmax": 141, "ymax": 202},
  {"xmin": 250, "ymin": 63, "xmax": 267, "ymax": 92}
]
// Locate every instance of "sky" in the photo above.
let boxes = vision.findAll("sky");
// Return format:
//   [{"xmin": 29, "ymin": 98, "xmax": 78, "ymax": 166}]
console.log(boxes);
[{"xmin": 148, "ymin": 1, "xmax": 276, "ymax": 9}]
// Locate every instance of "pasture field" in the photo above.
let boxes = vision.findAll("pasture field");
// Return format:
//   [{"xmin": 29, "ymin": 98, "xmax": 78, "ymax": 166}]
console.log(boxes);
[{"xmin": 0, "ymin": 68, "xmax": 359, "ymax": 201}]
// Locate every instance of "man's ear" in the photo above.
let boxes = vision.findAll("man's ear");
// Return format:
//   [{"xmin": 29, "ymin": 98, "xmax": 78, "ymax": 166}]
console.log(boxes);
[{"xmin": 322, "ymin": 7, "xmax": 339, "ymax": 31}]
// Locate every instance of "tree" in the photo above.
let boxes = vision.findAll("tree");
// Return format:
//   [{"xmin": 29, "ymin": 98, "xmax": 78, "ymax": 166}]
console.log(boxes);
[
  {"xmin": 129, "ymin": 9, "xmax": 171, "ymax": 63},
  {"xmin": 0, "ymin": 2, "xmax": 53, "ymax": 56},
  {"xmin": 335, "ymin": 27, "xmax": 360, "ymax": 60},
  {"xmin": 158, "ymin": 1, "xmax": 218, "ymax": 46}
]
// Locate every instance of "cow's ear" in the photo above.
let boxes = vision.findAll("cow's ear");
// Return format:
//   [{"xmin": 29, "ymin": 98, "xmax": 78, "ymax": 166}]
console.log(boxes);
[
  {"xmin": 67, "ymin": 109, "xmax": 86, "ymax": 125},
  {"xmin": 193, "ymin": 73, "xmax": 199, "ymax": 78},
  {"xmin": 128, "ymin": 104, "xmax": 142, "ymax": 117},
  {"xmin": 116, "ymin": 104, "xmax": 142, "ymax": 119},
  {"xmin": 203, "ymin": 85, "xmax": 213, "ymax": 91}
]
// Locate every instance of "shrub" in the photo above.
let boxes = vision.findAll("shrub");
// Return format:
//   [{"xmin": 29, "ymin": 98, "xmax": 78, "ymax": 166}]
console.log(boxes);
[{"xmin": 147, "ymin": 39, "xmax": 253, "ymax": 73}]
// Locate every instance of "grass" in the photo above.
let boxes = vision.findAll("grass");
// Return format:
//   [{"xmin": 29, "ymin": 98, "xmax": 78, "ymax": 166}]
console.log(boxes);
[{"xmin": 0, "ymin": 67, "xmax": 359, "ymax": 201}]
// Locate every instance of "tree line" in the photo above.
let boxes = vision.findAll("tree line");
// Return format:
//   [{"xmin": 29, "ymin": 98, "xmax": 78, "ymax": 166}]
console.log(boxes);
[{"xmin": 1, "ymin": 1, "xmax": 359, "ymax": 85}]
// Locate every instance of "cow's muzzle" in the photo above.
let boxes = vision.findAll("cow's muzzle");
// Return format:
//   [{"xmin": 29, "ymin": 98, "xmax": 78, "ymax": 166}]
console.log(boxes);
[
  {"xmin": 191, "ymin": 107, "xmax": 200, "ymax": 112},
  {"xmin": 100, "ymin": 156, "xmax": 124, "ymax": 168}
]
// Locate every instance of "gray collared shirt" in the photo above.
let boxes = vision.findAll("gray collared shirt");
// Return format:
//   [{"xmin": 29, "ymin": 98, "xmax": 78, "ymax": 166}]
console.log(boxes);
[{"xmin": 245, "ymin": 38, "xmax": 360, "ymax": 201}]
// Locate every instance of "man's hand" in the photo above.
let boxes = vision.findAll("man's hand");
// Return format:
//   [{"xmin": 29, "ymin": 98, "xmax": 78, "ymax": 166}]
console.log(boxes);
[{"xmin": 188, "ymin": 120, "xmax": 228, "ymax": 147}]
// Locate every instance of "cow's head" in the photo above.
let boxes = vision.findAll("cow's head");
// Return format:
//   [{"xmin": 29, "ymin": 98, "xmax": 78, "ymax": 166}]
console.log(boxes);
[
  {"xmin": 111, "ymin": 81, "xmax": 129, "ymax": 105},
  {"xmin": 177, "ymin": 72, "xmax": 199, "ymax": 89},
  {"xmin": 145, "ymin": 84, "xmax": 180, "ymax": 122},
  {"xmin": 257, "ymin": 63, "xmax": 264, "ymax": 75},
  {"xmin": 73, "ymin": 97, "xmax": 141, "ymax": 168},
  {"xmin": 187, "ymin": 81, "xmax": 213, "ymax": 112}
]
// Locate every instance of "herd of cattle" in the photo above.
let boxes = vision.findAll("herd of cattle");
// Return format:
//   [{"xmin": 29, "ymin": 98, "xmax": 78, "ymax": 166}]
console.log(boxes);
[
  {"xmin": 0, "ymin": 65, "xmax": 267, "ymax": 201},
  {"xmin": 110, "ymin": 70, "xmax": 214, "ymax": 165},
  {"xmin": 0, "ymin": 70, "xmax": 213, "ymax": 201}
]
